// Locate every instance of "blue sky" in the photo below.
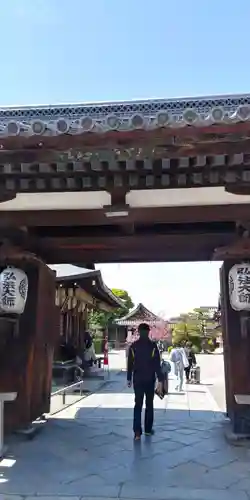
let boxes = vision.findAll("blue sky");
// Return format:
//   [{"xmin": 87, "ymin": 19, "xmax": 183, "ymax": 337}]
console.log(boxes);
[
  {"xmin": 52, "ymin": 263, "xmax": 222, "ymax": 319},
  {"xmin": 2, "ymin": 0, "xmax": 250, "ymax": 105},
  {"xmin": 3, "ymin": 0, "xmax": 247, "ymax": 316}
]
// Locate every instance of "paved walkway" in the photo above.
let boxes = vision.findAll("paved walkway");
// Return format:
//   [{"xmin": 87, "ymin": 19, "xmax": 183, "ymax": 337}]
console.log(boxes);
[{"xmin": 1, "ymin": 354, "xmax": 250, "ymax": 499}]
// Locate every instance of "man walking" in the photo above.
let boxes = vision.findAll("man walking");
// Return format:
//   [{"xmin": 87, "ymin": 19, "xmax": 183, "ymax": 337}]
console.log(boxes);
[{"xmin": 127, "ymin": 323, "xmax": 163, "ymax": 440}]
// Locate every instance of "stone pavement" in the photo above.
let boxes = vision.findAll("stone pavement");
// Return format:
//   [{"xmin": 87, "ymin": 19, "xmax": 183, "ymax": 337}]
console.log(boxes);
[{"xmin": 1, "ymin": 354, "xmax": 250, "ymax": 499}]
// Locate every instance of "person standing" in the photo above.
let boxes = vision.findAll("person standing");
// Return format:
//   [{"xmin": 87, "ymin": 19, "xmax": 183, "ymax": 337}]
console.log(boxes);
[
  {"xmin": 184, "ymin": 341, "xmax": 196, "ymax": 382},
  {"xmin": 127, "ymin": 323, "xmax": 163, "ymax": 440},
  {"xmin": 170, "ymin": 344, "xmax": 189, "ymax": 392},
  {"xmin": 125, "ymin": 328, "xmax": 135, "ymax": 367}
]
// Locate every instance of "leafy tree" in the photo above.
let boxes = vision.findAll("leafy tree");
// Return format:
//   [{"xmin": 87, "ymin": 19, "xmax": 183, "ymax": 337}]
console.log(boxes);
[
  {"xmin": 89, "ymin": 288, "xmax": 134, "ymax": 331},
  {"xmin": 172, "ymin": 316, "xmax": 202, "ymax": 351},
  {"xmin": 111, "ymin": 289, "xmax": 134, "ymax": 317},
  {"xmin": 172, "ymin": 307, "xmax": 220, "ymax": 352}
]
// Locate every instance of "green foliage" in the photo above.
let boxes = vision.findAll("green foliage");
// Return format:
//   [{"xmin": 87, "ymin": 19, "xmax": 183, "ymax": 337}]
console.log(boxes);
[
  {"xmin": 192, "ymin": 345, "xmax": 200, "ymax": 354},
  {"xmin": 93, "ymin": 338, "xmax": 102, "ymax": 354},
  {"xmin": 111, "ymin": 289, "xmax": 134, "ymax": 313},
  {"xmin": 89, "ymin": 288, "xmax": 134, "ymax": 330},
  {"xmin": 172, "ymin": 307, "xmax": 219, "ymax": 353},
  {"xmin": 172, "ymin": 319, "xmax": 202, "ymax": 351}
]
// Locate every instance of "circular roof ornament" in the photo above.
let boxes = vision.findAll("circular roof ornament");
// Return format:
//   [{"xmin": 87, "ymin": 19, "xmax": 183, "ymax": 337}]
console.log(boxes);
[
  {"xmin": 106, "ymin": 115, "xmax": 120, "ymax": 130},
  {"xmin": 56, "ymin": 118, "xmax": 70, "ymax": 134},
  {"xmin": 156, "ymin": 110, "xmax": 170, "ymax": 127},
  {"xmin": 236, "ymin": 105, "xmax": 250, "ymax": 121},
  {"xmin": 183, "ymin": 108, "xmax": 199, "ymax": 125},
  {"xmin": 7, "ymin": 121, "xmax": 20, "ymax": 136},
  {"xmin": 80, "ymin": 116, "xmax": 94, "ymax": 132},
  {"xmin": 31, "ymin": 120, "xmax": 46, "ymax": 135},
  {"xmin": 211, "ymin": 107, "xmax": 224, "ymax": 123},
  {"xmin": 131, "ymin": 114, "xmax": 145, "ymax": 129}
]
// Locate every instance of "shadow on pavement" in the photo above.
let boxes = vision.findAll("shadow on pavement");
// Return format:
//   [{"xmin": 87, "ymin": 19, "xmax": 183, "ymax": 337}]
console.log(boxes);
[
  {"xmin": 0, "ymin": 406, "xmax": 248, "ymax": 498},
  {"xmin": 0, "ymin": 370, "xmax": 247, "ymax": 498}
]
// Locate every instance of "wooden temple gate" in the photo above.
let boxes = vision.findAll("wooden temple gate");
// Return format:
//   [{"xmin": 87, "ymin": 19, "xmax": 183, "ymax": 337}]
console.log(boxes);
[{"xmin": 0, "ymin": 94, "xmax": 250, "ymax": 433}]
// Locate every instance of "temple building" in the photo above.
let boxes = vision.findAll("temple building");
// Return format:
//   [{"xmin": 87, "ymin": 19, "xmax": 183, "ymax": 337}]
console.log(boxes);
[
  {"xmin": 55, "ymin": 269, "xmax": 122, "ymax": 357},
  {"xmin": 52, "ymin": 269, "xmax": 122, "ymax": 385},
  {"xmin": 115, "ymin": 303, "xmax": 170, "ymax": 345}
]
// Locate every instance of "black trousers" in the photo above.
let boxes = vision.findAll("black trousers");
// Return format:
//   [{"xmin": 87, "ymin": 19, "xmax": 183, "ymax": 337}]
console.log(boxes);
[
  {"xmin": 185, "ymin": 361, "xmax": 193, "ymax": 381},
  {"xmin": 133, "ymin": 380, "xmax": 155, "ymax": 434},
  {"xmin": 184, "ymin": 366, "xmax": 191, "ymax": 381}
]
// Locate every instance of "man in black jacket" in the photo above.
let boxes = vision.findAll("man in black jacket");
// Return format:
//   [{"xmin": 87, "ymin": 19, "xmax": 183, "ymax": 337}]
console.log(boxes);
[{"xmin": 127, "ymin": 323, "xmax": 163, "ymax": 440}]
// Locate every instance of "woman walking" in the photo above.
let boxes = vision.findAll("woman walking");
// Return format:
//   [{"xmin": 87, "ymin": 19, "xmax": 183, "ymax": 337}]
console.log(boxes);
[{"xmin": 170, "ymin": 344, "xmax": 189, "ymax": 392}]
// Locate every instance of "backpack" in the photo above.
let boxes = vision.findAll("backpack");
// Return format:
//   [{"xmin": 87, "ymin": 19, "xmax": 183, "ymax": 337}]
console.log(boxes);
[
  {"xmin": 161, "ymin": 360, "xmax": 171, "ymax": 374},
  {"xmin": 170, "ymin": 348, "xmax": 181, "ymax": 363}
]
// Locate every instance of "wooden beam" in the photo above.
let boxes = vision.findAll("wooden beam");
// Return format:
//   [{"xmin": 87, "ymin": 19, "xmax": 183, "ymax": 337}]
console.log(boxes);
[
  {"xmin": 42, "ymin": 231, "xmax": 234, "ymax": 265},
  {"xmin": 2, "ymin": 139, "xmax": 250, "ymax": 163},
  {"xmin": 45, "ymin": 249, "xmax": 219, "ymax": 264},
  {"xmin": 1, "ymin": 204, "xmax": 250, "ymax": 228},
  {"xmin": 120, "ymin": 223, "xmax": 135, "ymax": 235},
  {"xmin": 42, "ymin": 231, "xmax": 234, "ymax": 248}
]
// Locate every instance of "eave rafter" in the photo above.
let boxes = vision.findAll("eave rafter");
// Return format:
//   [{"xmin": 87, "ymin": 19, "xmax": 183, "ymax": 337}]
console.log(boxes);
[{"xmin": 0, "ymin": 154, "xmax": 250, "ymax": 194}]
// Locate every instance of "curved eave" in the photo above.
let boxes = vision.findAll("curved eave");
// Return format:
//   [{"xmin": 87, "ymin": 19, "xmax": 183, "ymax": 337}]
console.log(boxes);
[
  {"xmin": 116, "ymin": 302, "xmax": 163, "ymax": 325},
  {"xmin": 56, "ymin": 270, "xmax": 123, "ymax": 309},
  {"xmin": 117, "ymin": 319, "xmax": 166, "ymax": 326},
  {"xmin": 95, "ymin": 272, "xmax": 124, "ymax": 309}
]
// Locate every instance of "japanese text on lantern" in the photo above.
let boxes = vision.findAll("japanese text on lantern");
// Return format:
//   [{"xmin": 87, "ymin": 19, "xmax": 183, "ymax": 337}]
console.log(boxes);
[
  {"xmin": 2, "ymin": 270, "xmax": 16, "ymax": 308},
  {"xmin": 229, "ymin": 263, "xmax": 250, "ymax": 311},
  {"xmin": 237, "ymin": 266, "xmax": 250, "ymax": 305}
]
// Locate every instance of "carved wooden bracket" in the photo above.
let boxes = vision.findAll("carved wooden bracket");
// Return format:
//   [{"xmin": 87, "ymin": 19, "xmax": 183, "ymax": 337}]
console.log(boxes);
[
  {"xmin": 213, "ymin": 237, "xmax": 250, "ymax": 260},
  {"xmin": 0, "ymin": 241, "xmax": 44, "ymax": 266},
  {"xmin": 103, "ymin": 188, "xmax": 130, "ymax": 214},
  {"xmin": 225, "ymin": 184, "xmax": 250, "ymax": 196},
  {"xmin": 0, "ymin": 190, "xmax": 16, "ymax": 204}
]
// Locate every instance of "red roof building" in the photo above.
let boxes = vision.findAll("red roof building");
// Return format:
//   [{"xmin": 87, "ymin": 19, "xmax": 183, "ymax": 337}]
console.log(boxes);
[{"xmin": 116, "ymin": 303, "xmax": 170, "ymax": 342}]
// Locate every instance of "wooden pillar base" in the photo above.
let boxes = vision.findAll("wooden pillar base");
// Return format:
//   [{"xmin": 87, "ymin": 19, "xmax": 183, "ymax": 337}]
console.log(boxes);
[{"xmin": 231, "ymin": 406, "xmax": 250, "ymax": 435}]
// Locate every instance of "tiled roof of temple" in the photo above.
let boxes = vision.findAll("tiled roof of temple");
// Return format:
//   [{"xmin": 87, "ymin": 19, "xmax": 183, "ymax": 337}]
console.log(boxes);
[
  {"xmin": 116, "ymin": 302, "xmax": 164, "ymax": 326},
  {"xmin": 1, "ymin": 93, "xmax": 250, "ymax": 137}
]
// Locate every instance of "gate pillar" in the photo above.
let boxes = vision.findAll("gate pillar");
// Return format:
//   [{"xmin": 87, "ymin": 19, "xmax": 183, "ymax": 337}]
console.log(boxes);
[
  {"xmin": 220, "ymin": 260, "xmax": 250, "ymax": 434},
  {"xmin": 0, "ymin": 256, "xmax": 60, "ymax": 432}
]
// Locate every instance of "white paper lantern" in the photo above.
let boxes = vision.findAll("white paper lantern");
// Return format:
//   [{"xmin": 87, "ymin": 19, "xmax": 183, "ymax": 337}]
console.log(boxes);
[
  {"xmin": 0, "ymin": 267, "xmax": 28, "ymax": 314},
  {"xmin": 228, "ymin": 263, "xmax": 250, "ymax": 311}
]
